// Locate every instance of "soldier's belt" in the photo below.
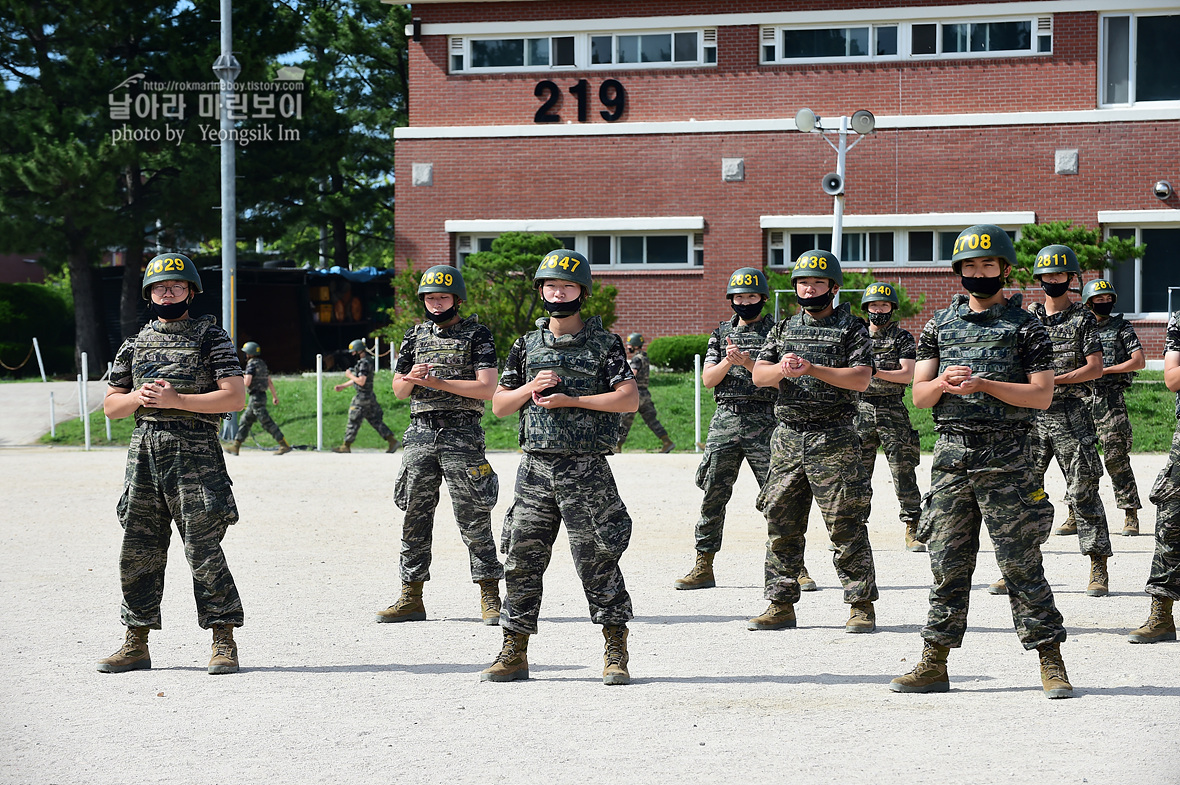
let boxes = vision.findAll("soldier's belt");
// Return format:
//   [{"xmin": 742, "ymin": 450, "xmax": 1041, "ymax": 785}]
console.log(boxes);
[
  {"xmin": 860, "ymin": 394, "xmax": 906, "ymax": 405},
  {"xmin": 136, "ymin": 418, "xmax": 217, "ymax": 432},
  {"xmin": 410, "ymin": 411, "xmax": 482, "ymax": 429},
  {"xmin": 939, "ymin": 430, "xmax": 1024, "ymax": 447},
  {"xmin": 776, "ymin": 418, "xmax": 853, "ymax": 432},
  {"xmin": 714, "ymin": 400, "xmax": 775, "ymax": 414}
]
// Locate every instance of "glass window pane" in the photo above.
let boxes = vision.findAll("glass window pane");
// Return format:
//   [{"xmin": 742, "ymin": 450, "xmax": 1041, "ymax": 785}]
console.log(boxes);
[
  {"xmin": 618, "ymin": 35, "xmax": 640, "ymax": 63},
  {"xmin": 553, "ymin": 36, "xmax": 575, "ymax": 66},
  {"xmin": 1136, "ymin": 15, "xmax": 1180, "ymax": 101},
  {"xmin": 1141, "ymin": 228, "xmax": 1180, "ymax": 312},
  {"xmin": 554, "ymin": 236, "xmax": 576, "ymax": 250},
  {"xmin": 674, "ymin": 32, "xmax": 698, "ymax": 61},
  {"xmin": 705, "ymin": 47, "xmax": 717, "ymax": 64},
  {"xmin": 770, "ymin": 248, "xmax": 785, "ymax": 267},
  {"xmin": 869, "ymin": 232, "xmax": 895, "ymax": 262},
  {"xmin": 943, "ymin": 24, "xmax": 969, "ymax": 53},
  {"xmin": 848, "ymin": 28, "xmax": 869, "ymax": 56},
  {"xmin": 908, "ymin": 231, "xmax": 933, "ymax": 262},
  {"xmin": 841, "ymin": 232, "xmax": 864, "ymax": 262},
  {"xmin": 527, "ymin": 38, "xmax": 549, "ymax": 66},
  {"xmin": 783, "ymin": 28, "xmax": 851, "ymax": 58},
  {"xmin": 985, "ymin": 21, "xmax": 1031, "ymax": 51},
  {"xmin": 1038, "ymin": 35, "xmax": 1052, "ymax": 53},
  {"xmin": 876, "ymin": 26, "xmax": 898, "ymax": 56},
  {"xmin": 471, "ymin": 39, "xmax": 524, "ymax": 68},
  {"xmin": 790, "ymin": 234, "xmax": 815, "ymax": 261},
  {"xmin": 912, "ymin": 24, "xmax": 937, "ymax": 55},
  {"xmin": 477, "ymin": 238, "xmax": 495, "ymax": 252},
  {"xmin": 589, "ymin": 236, "xmax": 611, "ymax": 265},
  {"xmin": 641, "ymin": 34, "xmax": 672, "ymax": 63},
  {"xmin": 619, "ymin": 236, "xmax": 643, "ymax": 264},
  {"xmin": 1108, "ymin": 229, "xmax": 1137, "ymax": 309},
  {"xmin": 938, "ymin": 231, "xmax": 958, "ymax": 261},
  {"xmin": 1103, "ymin": 16, "xmax": 1130, "ymax": 103},
  {"xmin": 591, "ymin": 36, "xmax": 613, "ymax": 64},
  {"xmin": 646, "ymin": 236, "xmax": 688, "ymax": 264}
]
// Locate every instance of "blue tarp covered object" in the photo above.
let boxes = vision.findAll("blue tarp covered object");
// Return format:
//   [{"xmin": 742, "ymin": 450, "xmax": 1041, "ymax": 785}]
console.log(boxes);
[{"xmin": 304, "ymin": 265, "xmax": 393, "ymax": 283}]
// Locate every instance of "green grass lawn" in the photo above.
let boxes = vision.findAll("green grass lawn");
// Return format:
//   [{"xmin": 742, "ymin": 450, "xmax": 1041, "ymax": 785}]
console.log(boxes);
[{"xmin": 38, "ymin": 369, "xmax": 1180, "ymax": 452}]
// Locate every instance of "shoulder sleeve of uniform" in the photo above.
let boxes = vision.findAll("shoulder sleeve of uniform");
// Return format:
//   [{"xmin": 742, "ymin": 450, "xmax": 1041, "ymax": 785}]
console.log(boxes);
[
  {"xmin": 756, "ymin": 322, "xmax": 782, "ymax": 364},
  {"xmin": 845, "ymin": 319, "xmax": 873, "ymax": 368},
  {"xmin": 898, "ymin": 327, "xmax": 917, "ymax": 360},
  {"xmin": 604, "ymin": 335, "xmax": 635, "ymax": 388},
  {"xmin": 498, "ymin": 336, "xmax": 527, "ymax": 389},
  {"xmin": 471, "ymin": 324, "xmax": 499, "ymax": 370},
  {"xmin": 204, "ymin": 325, "xmax": 244, "ymax": 380},
  {"xmin": 1080, "ymin": 310, "xmax": 1103, "ymax": 357},
  {"xmin": 704, "ymin": 328, "xmax": 724, "ymax": 365},
  {"xmin": 109, "ymin": 337, "xmax": 137, "ymax": 389},
  {"xmin": 1166, "ymin": 313, "xmax": 1180, "ymax": 355},
  {"xmin": 394, "ymin": 329, "xmax": 417, "ymax": 374},
  {"xmin": 1019, "ymin": 319, "xmax": 1056, "ymax": 375},
  {"xmin": 915, "ymin": 318, "xmax": 940, "ymax": 362},
  {"xmin": 1120, "ymin": 320, "xmax": 1143, "ymax": 354}
]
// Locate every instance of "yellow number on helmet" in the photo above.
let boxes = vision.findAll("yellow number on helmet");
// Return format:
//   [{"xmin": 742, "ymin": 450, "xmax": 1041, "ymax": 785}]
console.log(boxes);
[{"xmin": 981, "ymin": 234, "xmax": 992, "ymax": 250}]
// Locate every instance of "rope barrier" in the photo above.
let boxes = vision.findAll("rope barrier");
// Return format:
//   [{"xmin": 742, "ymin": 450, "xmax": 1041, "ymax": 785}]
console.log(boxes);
[{"xmin": 0, "ymin": 343, "xmax": 34, "ymax": 371}]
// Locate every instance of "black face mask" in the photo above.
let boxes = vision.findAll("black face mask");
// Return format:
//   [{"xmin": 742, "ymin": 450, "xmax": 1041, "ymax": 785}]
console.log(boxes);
[
  {"xmin": 796, "ymin": 290, "xmax": 834, "ymax": 312},
  {"xmin": 1041, "ymin": 280, "xmax": 1070, "ymax": 298},
  {"xmin": 731, "ymin": 300, "xmax": 764, "ymax": 320},
  {"xmin": 867, "ymin": 311, "xmax": 892, "ymax": 326},
  {"xmin": 150, "ymin": 300, "xmax": 190, "ymax": 320},
  {"xmin": 424, "ymin": 305, "xmax": 458, "ymax": 324},
  {"xmin": 1090, "ymin": 301, "xmax": 1115, "ymax": 316},
  {"xmin": 961, "ymin": 275, "xmax": 1005, "ymax": 298},
  {"xmin": 542, "ymin": 294, "xmax": 583, "ymax": 318}
]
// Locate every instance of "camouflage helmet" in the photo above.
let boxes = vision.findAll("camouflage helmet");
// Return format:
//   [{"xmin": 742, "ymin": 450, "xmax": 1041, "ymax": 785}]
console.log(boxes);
[
  {"xmin": 626, "ymin": 332, "xmax": 643, "ymax": 348},
  {"xmin": 790, "ymin": 249, "xmax": 843, "ymax": 287},
  {"xmin": 417, "ymin": 264, "xmax": 466, "ymax": 301},
  {"xmin": 141, "ymin": 252, "xmax": 202, "ymax": 299},
  {"xmin": 1082, "ymin": 278, "xmax": 1118, "ymax": 306},
  {"xmin": 241, "ymin": 341, "xmax": 261, "ymax": 356},
  {"xmin": 533, "ymin": 249, "xmax": 593, "ymax": 295},
  {"xmin": 861, "ymin": 281, "xmax": 900, "ymax": 310},
  {"xmin": 348, "ymin": 339, "xmax": 366, "ymax": 354},
  {"xmin": 950, "ymin": 225, "xmax": 1016, "ymax": 272},
  {"xmin": 1032, "ymin": 244, "xmax": 1081, "ymax": 278},
  {"xmin": 726, "ymin": 267, "xmax": 769, "ymax": 298}
]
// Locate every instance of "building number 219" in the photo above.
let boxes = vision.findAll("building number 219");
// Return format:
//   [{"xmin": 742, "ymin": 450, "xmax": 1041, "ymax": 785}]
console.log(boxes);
[{"xmin": 535, "ymin": 79, "xmax": 626, "ymax": 124}]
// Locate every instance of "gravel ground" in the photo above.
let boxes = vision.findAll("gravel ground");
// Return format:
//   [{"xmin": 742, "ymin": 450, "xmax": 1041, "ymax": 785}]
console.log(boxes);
[{"xmin": 1, "ymin": 444, "xmax": 1177, "ymax": 785}]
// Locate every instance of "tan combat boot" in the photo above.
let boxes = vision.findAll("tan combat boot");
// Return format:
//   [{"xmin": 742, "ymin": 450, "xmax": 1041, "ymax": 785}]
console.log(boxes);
[
  {"xmin": 988, "ymin": 577, "xmax": 1008, "ymax": 595},
  {"xmin": 224, "ymin": 439, "xmax": 242, "ymax": 456},
  {"xmin": 1121, "ymin": 509, "xmax": 1139, "ymax": 536},
  {"xmin": 332, "ymin": 442, "xmax": 352, "ymax": 454},
  {"xmin": 603, "ymin": 625, "xmax": 630, "ymax": 685},
  {"xmin": 376, "ymin": 581, "xmax": 426, "ymax": 623},
  {"xmin": 480, "ymin": 631, "xmax": 529, "ymax": 682},
  {"xmin": 1086, "ymin": 555, "xmax": 1109, "ymax": 597},
  {"xmin": 96, "ymin": 627, "xmax": 151, "ymax": 673},
  {"xmin": 660, "ymin": 436, "xmax": 676, "ymax": 454},
  {"xmin": 798, "ymin": 565, "xmax": 817, "ymax": 592},
  {"xmin": 846, "ymin": 600, "xmax": 876, "ymax": 634},
  {"xmin": 748, "ymin": 601, "xmax": 796, "ymax": 630},
  {"xmin": 208, "ymin": 625, "xmax": 239, "ymax": 675},
  {"xmin": 386, "ymin": 435, "xmax": 400, "ymax": 453},
  {"xmin": 1128, "ymin": 597, "xmax": 1176, "ymax": 644},
  {"xmin": 478, "ymin": 579, "xmax": 501, "ymax": 626},
  {"xmin": 673, "ymin": 552, "xmax": 715, "ymax": 590},
  {"xmin": 275, "ymin": 438, "xmax": 293, "ymax": 456},
  {"xmin": 1054, "ymin": 507, "xmax": 1078, "ymax": 536},
  {"xmin": 889, "ymin": 640, "xmax": 950, "ymax": 693},
  {"xmin": 905, "ymin": 521, "xmax": 926, "ymax": 553},
  {"xmin": 1037, "ymin": 642, "xmax": 1073, "ymax": 698}
]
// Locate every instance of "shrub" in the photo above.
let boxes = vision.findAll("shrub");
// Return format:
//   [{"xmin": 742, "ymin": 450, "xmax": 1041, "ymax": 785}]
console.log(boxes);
[
  {"xmin": 0, "ymin": 282, "xmax": 74, "ymax": 377},
  {"xmin": 647, "ymin": 334, "xmax": 710, "ymax": 372}
]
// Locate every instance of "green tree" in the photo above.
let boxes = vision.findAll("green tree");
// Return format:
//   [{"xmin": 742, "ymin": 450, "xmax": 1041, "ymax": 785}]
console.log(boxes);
[{"xmin": 1012, "ymin": 220, "xmax": 1144, "ymax": 288}]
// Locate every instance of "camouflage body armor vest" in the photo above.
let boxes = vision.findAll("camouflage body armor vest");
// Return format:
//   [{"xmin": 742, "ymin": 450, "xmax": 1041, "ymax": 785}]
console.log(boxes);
[
  {"xmin": 1094, "ymin": 315, "xmax": 1134, "ymax": 390},
  {"xmin": 931, "ymin": 293, "xmax": 1036, "ymax": 432},
  {"xmin": 131, "ymin": 315, "xmax": 221, "ymax": 427},
  {"xmin": 1029, "ymin": 301, "xmax": 1094, "ymax": 400},
  {"xmin": 863, "ymin": 321, "xmax": 909, "ymax": 399},
  {"xmin": 520, "ymin": 316, "xmax": 620, "ymax": 454},
  {"xmin": 407, "ymin": 317, "xmax": 486, "ymax": 416},
  {"xmin": 714, "ymin": 315, "xmax": 777, "ymax": 405},
  {"xmin": 772, "ymin": 303, "xmax": 860, "ymax": 422}
]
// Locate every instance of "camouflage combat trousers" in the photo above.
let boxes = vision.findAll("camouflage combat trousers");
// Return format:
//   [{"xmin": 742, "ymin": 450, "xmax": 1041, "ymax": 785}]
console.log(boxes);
[
  {"xmin": 344, "ymin": 392, "xmax": 396, "ymax": 443},
  {"xmin": 499, "ymin": 452, "xmax": 633, "ymax": 634},
  {"xmin": 618, "ymin": 387, "xmax": 668, "ymax": 444},
  {"xmin": 1092, "ymin": 385, "xmax": 1141, "ymax": 510},
  {"xmin": 394, "ymin": 420, "xmax": 503, "ymax": 583},
  {"xmin": 1146, "ymin": 427, "xmax": 1180, "ymax": 600},
  {"xmin": 116, "ymin": 422, "xmax": 243, "ymax": 630},
  {"xmin": 756, "ymin": 421, "xmax": 877, "ymax": 605},
  {"xmin": 694, "ymin": 405, "xmax": 774, "ymax": 552},
  {"xmin": 237, "ymin": 392, "xmax": 284, "ymax": 443},
  {"xmin": 919, "ymin": 432, "xmax": 1065, "ymax": 650},
  {"xmin": 1029, "ymin": 396, "xmax": 1113, "ymax": 557},
  {"xmin": 856, "ymin": 396, "xmax": 922, "ymax": 525}
]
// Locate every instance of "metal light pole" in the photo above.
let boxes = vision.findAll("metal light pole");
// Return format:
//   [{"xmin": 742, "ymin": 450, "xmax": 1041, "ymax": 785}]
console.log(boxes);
[
  {"xmin": 794, "ymin": 108, "xmax": 875, "ymax": 260},
  {"xmin": 213, "ymin": 0, "xmax": 241, "ymax": 344}
]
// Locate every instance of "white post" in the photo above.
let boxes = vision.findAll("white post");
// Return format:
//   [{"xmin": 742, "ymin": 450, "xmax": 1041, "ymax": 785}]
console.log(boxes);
[
  {"xmin": 375, "ymin": 337, "xmax": 380, "ymax": 374},
  {"xmin": 76, "ymin": 373, "xmax": 84, "ymax": 445},
  {"xmin": 694, "ymin": 353, "xmax": 702, "ymax": 453},
  {"xmin": 32, "ymin": 337, "xmax": 46, "ymax": 382},
  {"xmin": 81, "ymin": 352, "xmax": 91, "ymax": 450},
  {"xmin": 49, "ymin": 391, "xmax": 56, "ymax": 438},
  {"xmin": 105, "ymin": 361, "xmax": 113, "ymax": 441},
  {"xmin": 316, "ymin": 353, "xmax": 324, "ymax": 451},
  {"xmin": 830, "ymin": 115, "xmax": 849, "ymax": 269}
]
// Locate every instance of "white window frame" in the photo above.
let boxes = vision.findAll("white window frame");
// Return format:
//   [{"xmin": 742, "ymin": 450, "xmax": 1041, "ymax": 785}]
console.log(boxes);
[
  {"xmin": 1099, "ymin": 214, "xmax": 1180, "ymax": 319},
  {"xmin": 1098, "ymin": 11, "xmax": 1180, "ymax": 108},
  {"xmin": 449, "ymin": 29, "xmax": 716, "ymax": 74}
]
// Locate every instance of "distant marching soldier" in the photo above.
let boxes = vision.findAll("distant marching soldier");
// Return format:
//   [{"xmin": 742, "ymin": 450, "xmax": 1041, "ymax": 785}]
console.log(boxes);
[
  {"xmin": 332, "ymin": 339, "xmax": 400, "ymax": 453},
  {"xmin": 224, "ymin": 341, "xmax": 292, "ymax": 456},
  {"xmin": 618, "ymin": 332, "xmax": 675, "ymax": 453}
]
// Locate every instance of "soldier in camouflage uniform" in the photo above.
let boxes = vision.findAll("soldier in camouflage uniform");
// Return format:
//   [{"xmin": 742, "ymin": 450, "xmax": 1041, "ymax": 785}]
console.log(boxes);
[
  {"xmin": 618, "ymin": 333, "xmax": 675, "ymax": 453},
  {"xmin": 856, "ymin": 282, "xmax": 924, "ymax": 552},
  {"xmin": 749, "ymin": 250, "xmax": 879, "ymax": 634},
  {"xmin": 1083, "ymin": 279, "xmax": 1146, "ymax": 536},
  {"xmin": 481, "ymin": 250, "xmax": 639, "ymax": 686},
  {"xmin": 332, "ymin": 339, "xmax": 399, "ymax": 453},
  {"xmin": 97, "ymin": 253, "xmax": 246, "ymax": 676},
  {"xmin": 224, "ymin": 341, "xmax": 292, "ymax": 456},
  {"xmin": 1128, "ymin": 309, "xmax": 1180, "ymax": 644},
  {"xmin": 675, "ymin": 267, "xmax": 777, "ymax": 591},
  {"xmin": 889, "ymin": 225, "xmax": 1072, "ymax": 699},
  {"xmin": 377, "ymin": 265, "xmax": 504, "ymax": 626}
]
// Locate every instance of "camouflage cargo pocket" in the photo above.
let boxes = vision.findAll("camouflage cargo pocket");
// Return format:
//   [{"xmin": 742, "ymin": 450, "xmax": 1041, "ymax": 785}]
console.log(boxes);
[
  {"xmin": 1149, "ymin": 461, "xmax": 1180, "ymax": 506},
  {"xmin": 1018, "ymin": 483, "xmax": 1054, "ymax": 544},
  {"xmin": 499, "ymin": 502, "xmax": 516, "ymax": 555},
  {"xmin": 694, "ymin": 451, "xmax": 712, "ymax": 491},
  {"xmin": 1076, "ymin": 442, "xmax": 1105, "ymax": 479},
  {"xmin": 116, "ymin": 483, "xmax": 131, "ymax": 528},
  {"xmin": 394, "ymin": 462, "xmax": 410, "ymax": 511},
  {"xmin": 916, "ymin": 489, "xmax": 936, "ymax": 543},
  {"xmin": 466, "ymin": 461, "xmax": 499, "ymax": 509},
  {"xmin": 200, "ymin": 473, "xmax": 239, "ymax": 527}
]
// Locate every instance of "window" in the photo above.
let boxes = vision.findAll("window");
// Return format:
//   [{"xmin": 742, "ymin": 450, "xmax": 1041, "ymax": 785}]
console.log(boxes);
[
  {"xmin": 763, "ymin": 17, "xmax": 1049, "ymax": 63},
  {"xmin": 768, "ymin": 227, "xmax": 1016, "ymax": 267},
  {"xmin": 456, "ymin": 232, "xmax": 702, "ymax": 268},
  {"xmin": 1107, "ymin": 227, "xmax": 1180, "ymax": 315},
  {"xmin": 451, "ymin": 30, "xmax": 715, "ymax": 73},
  {"xmin": 1101, "ymin": 14, "xmax": 1180, "ymax": 106}
]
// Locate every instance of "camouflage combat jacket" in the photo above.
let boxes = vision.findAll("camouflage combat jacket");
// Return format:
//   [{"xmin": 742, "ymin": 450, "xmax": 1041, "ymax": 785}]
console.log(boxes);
[
  {"xmin": 863, "ymin": 320, "xmax": 915, "ymax": 399},
  {"xmin": 128, "ymin": 315, "xmax": 237, "ymax": 428},
  {"xmin": 403, "ymin": 316, "xmax": 488, "ymax": 416},
  {"xmin": 711, "ymin": 315, "xmax": 777, "ymax": 405},
  {"xmin": 1028, "ymin": 300, "xmax": 1101, "ymax": 400}
]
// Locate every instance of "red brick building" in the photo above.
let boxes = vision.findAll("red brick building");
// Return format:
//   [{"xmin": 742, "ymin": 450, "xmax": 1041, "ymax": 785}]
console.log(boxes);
[{"xmin": 390, "ymin": 0, "xmax": 1180, "ymax": 359}]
